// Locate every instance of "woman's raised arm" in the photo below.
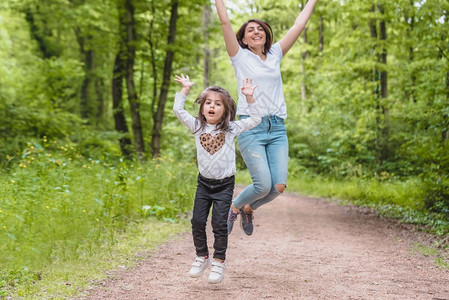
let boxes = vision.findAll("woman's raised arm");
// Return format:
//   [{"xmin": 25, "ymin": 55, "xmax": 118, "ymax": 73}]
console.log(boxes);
[
  {"xmin": 279, "ymin": 0, "xmax": 318, "ymax": 56},
  {"xmin": 215, "ymin": 0, "xmax": 239, "ymax": 57}
]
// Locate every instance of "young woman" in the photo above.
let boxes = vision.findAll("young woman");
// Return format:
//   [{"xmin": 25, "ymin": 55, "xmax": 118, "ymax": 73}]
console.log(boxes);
[
  {"xmin": 214, "ymin": 0, "xmax": 318, "ymax": 236},
  {"xmin": 173, "ymin": 74, "xmax": 260, "ymax": 283}
]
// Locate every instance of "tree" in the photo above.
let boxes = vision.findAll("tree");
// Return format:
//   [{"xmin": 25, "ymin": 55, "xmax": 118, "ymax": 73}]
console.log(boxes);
[
  {"xmin": 112, "ymin": 42, "xmax": 133, "ymax": 157},
  {"xmin": 368, "ymin": 2, "xmax": 389, "ymax": 164},
  {"xmin": 151, "ymin": 0, "xmax": 178, "ymax": 158},
  {"xmin": 117, "ymin": 0, "xmax": 145, "ymax": 159}
]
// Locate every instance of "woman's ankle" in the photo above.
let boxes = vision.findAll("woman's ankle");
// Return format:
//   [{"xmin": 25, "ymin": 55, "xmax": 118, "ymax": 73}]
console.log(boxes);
[{"xmin": 242, "ymin": 204, "xmax": 253, "ymax": 214}]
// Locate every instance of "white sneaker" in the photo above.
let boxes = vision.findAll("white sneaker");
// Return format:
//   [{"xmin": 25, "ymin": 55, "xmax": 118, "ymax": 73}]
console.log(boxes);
[
  {"xmin": 208, "ymin": 260, "xmax": 226, "ymax": 284},
  {"xmin": 189, "ymin": 256, "xmax": 210, "ymax": 278}
]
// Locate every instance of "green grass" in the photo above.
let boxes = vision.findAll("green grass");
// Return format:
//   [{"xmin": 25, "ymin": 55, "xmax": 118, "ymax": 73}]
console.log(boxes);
[
  {"xmin": 11, "ymin": 218, "xmax": 190, "ymax": 299},
  {"xmin": 2, "ymin": 139, "xmax": 448, "ymax": 297},
  {"xmin": 411, "ymin": 242, "xmax": 449, "ymax": 269},
  {"xmin": 0, "ymin": 138, "xmax": 197, "ymax": 298},
  {"xmin": 287, "ymin": 173, "xmax": 449, "ymax": 235}
]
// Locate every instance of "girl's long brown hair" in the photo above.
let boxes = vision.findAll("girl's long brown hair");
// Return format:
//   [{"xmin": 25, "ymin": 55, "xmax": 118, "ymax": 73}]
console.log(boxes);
[
  {"xmin": 194, "ymin": 86, "xmax": 236, "ymax": 133},
  {"xmin": 236, "ymin": 19, "xmax": 273, "ymax": 55}
]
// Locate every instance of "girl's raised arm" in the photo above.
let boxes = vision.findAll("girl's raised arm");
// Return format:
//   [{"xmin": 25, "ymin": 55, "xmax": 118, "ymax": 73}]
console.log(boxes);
[
  {"xmin": 279, "ymin": 0, "xmax": 318, "ymax": 56},
  {"xmin": 215, "ymin": 0, "xmax": 239, "ymax": 57}
]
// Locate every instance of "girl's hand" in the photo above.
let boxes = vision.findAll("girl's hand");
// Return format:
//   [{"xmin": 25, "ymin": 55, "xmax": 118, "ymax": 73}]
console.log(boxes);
[
  {"xmin": 241, "ymin": 78, "xmax": 258, "ymax": 97},
  {"xmin": 174, "ymin": 74, "xmax": 195, "ymax": 88}
]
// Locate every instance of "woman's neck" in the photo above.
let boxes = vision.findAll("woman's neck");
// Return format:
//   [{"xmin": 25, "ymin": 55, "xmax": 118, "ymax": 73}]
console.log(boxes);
[{"xmin": 248, "ymin": 46, "xmax": 266, "ymax": 61}]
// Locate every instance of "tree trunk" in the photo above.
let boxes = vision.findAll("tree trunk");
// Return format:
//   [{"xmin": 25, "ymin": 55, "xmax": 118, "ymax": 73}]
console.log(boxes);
[
  {"xmin": 203, "ymin": 4, "xmax": 211, "ymax": 88},
  {"xmin": 369, "ymin": 4, "xmax": 378, "ymax": 96},
  {"xmin": 24, "ymin": 7, "xmax": 54, "ymax": 59},
  {"xmin": 369, "ymin": 3, "xmax": 389, "ymax": 164},
  {"xmin": 319, "ymin": 16, "xmax": 324, "ymax": 53},
  {"xmin": 112, "ymin": 50, "xmax": 132, "ymax": 157},
  {"xmin": 299, "ymin": 0, "xmax": 308, "ymax": 110},
  {"xmin": 378, "ymin": 4, "xmax": 387, "ymax": 100},
  {"xmin": 406, "ymin": 0, "xmax": 416, "ymax": 103},
  {"xmin": 378, "ymin": 3, "xmax": 389, "ymax": 162},
  {"xmin": 95, "ymin": 77, "xmax": 104, "ymax": 125},
  {"xmin": 71, "ymin": 0, "xmax": 95, "ymax": 121},
  {"xmin": 151, "ymin": 0, "xmax": 178, "ymax": 158},
  {"xmin": 446, "ymin": 69, "xmax": 449, "ymax": 141},
  {"xmin": 79, "ymin": 46, "xmax": 93, "ymax": 120},
  {"xmin": 300, "ymin": 29, "xmax": 308, "ymax": 109},
  {"xmin": 442, "ymin": 10, "xmax": 449, "ymax": 142},
  {"xmin": 148, "ymin": 0, "xmax": 158, "ymax": 117},
  {"xmin": 122, "ymin": 0, "xmax": 145, "ymax": 159}
]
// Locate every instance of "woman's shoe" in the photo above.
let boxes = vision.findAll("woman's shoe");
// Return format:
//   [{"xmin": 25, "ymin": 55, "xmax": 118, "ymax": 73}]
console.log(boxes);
[{"xmin": 240, "ymin": 209, "xmax": 254, "ymax": 236}]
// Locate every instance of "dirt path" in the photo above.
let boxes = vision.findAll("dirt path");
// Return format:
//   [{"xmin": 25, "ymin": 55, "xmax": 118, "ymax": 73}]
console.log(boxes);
[{"xmin": 78, "ymin": 189, "xmax": 449, "ymax": 299}]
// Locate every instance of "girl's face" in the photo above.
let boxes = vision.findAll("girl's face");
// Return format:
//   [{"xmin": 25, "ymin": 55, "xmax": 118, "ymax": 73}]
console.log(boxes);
[
  {"xmin": 242, "ymin": 21, "xmax": 266, "ymax": 50},
  {"xmin": 202, "ymin": 91, "xmax": 225, "ymax": 125}
]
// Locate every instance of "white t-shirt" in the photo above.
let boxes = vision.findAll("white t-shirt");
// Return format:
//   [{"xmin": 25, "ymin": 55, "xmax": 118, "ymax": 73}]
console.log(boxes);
[
  {"xmin": 230, "ymin": 42, "xmax": 286, "ymax": 118},
  {"xmin": 173, "ymin": 93, "xmax": 261, "ymax": 179}
]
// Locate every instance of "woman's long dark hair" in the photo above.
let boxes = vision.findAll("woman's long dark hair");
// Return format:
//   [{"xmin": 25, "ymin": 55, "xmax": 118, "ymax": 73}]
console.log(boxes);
[
  {"xmin": 194, "ymin": 86, "xmax": 236, "ymax": 133},
  {"xmin": 236, "ymin": 19, "xmax": 273, "ymax": 55}
]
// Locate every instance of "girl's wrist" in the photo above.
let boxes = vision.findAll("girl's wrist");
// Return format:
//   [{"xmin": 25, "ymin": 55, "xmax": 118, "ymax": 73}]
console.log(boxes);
[
  {"xmin": 245, "ymin": 95, "xmax": 255, "ymax": 103},
  {"xmin": 180, "ymin": 86, "xmax": 191, "ymax": 95}
]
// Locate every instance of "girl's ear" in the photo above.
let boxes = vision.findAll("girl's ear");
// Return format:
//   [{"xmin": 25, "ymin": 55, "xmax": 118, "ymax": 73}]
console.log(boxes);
[{"xmin": 242, "ymin": 37, "xmax": 248, "ymax": 45}]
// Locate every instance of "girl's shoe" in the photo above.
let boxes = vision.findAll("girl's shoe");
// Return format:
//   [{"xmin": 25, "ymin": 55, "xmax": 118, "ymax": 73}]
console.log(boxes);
[
  {"xmin": 227, "ymin": 208, "xmax": 239, "ymax": 234},
  {"xmin": 208, "ymin": 260, "xmax": 226, "ymax": 284},
  {"xmin": 189, "ymin": 256, "xmax": 210, "ymax": 278}
]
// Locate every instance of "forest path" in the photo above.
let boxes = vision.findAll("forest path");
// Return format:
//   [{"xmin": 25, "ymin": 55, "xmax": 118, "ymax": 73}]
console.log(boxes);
[{"xmin": 77, "ymin": 188, "xmax": 449, "ymax": 299}]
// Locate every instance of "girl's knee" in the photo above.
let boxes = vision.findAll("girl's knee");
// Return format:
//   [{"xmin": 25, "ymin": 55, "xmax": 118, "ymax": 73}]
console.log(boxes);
[{"xmin": 191, "ymin": 217, "xmax": 206, "ymax": 229}]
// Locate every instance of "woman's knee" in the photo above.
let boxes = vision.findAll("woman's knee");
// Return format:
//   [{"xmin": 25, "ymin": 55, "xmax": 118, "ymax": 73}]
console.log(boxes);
[
  {"xmin": 253, "ymin": 181, "xmax": 271, "ymax": 197},
  {"xmin": 275, "ymin": 183, "xmax": 286, "ymax": 193}
]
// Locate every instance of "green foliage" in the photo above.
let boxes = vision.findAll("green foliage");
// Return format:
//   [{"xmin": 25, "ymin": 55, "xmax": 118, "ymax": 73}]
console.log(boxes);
[
  {"xmin": 288, "ymin": 170, "xmax": 449, "ymax": 235},
  {"xmin": 422, "ymin": 174, "xmax": 449, "ymax": 216},
  {"xmin": 0, "ymin": 2, "xmax": 448, "ymax": 295},
  {"xmin": 0, "ymin": 138, "xmax": 196, "ymax": 296}
]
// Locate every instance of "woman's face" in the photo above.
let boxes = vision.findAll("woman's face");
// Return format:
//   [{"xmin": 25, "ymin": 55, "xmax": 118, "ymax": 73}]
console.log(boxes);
[{"xmin": 242, "ymin": 21, "xmax": 266, "ymax": 51}]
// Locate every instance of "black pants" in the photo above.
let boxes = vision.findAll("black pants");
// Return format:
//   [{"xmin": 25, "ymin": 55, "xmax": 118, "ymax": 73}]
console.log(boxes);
[{"xmin": 191, "ymin": 173, "xmax": 235, "ymax": 261}]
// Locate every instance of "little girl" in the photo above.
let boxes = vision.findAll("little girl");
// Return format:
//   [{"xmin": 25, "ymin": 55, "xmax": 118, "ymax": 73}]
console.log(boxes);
[{"xmin": 173, "ymin": 74, "xmax": 260, "ymax": 284}]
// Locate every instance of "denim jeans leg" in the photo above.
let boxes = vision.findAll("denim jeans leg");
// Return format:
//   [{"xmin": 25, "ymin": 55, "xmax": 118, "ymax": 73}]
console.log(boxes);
[
  {"xmin": 233, "ymin": 132, "xmax": 271, "ymax": 209},
  {"xmin": 250, "ymin": 125, "xmax": 288, "ymax": 210},
  {"xmin": 234, "ymin": 116, "xmax": 288, "ymax": 210}
]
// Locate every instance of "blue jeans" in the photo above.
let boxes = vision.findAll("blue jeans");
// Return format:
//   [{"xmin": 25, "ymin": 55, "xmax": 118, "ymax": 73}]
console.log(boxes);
[{"xmin": 233, "ymin": 115, "xmax": 288, "ymax": 210}]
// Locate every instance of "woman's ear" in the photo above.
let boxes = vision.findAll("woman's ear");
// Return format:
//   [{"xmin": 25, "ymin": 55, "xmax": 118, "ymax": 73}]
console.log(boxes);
[{"xmin": 242, "ymin": 37, "xmax": 248, "ymax": 45}]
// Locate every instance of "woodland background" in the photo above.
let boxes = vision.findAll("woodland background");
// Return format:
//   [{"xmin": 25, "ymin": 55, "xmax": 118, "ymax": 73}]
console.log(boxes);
[{"xmin": 0, "ymin": 0, "xmax": 448, "ymax": 297}]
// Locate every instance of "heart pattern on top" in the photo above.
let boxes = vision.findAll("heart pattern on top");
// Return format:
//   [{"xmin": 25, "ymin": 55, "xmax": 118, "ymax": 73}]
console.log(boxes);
[{"xmin": 200, "ymin": 132, "xmax": 226, "ymax": 155}]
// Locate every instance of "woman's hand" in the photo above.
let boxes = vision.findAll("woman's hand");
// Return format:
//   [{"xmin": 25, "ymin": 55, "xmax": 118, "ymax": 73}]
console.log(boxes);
[{"xmin": 279, "ymin": 0, "xmax": 318, "ymax": 56}]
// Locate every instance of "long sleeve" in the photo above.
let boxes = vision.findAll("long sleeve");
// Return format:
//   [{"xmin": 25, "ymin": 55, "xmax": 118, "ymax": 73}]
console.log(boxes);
[
  {"xmin": 173, "ymin": 92, "xmax": 199, "ymax": 133},
  {"xmin": 230, "ymin": 102, "xmax": 262, "ymax": 136}
]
